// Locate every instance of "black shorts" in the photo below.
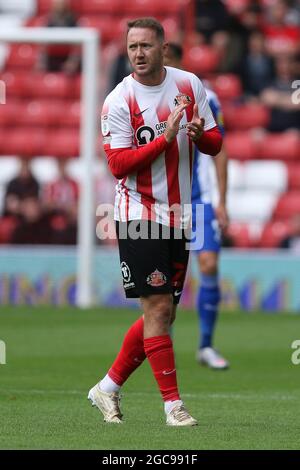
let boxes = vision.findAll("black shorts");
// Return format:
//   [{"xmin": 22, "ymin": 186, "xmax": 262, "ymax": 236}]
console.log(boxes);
[{"xmin": 116, "ymin": 221, "xmax": 189, "ymax": 305}]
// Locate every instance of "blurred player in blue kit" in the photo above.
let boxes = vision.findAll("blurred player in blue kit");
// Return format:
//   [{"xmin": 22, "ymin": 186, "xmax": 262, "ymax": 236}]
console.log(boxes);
[{"xmin": 164, "ymin": 43, "xmax": 229, "ymax": 369}]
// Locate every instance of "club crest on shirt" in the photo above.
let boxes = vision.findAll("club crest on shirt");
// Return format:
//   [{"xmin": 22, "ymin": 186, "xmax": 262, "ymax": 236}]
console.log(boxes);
[
  {"xmin": 146, "ymin": 269, "xmax": 167, "ymax": 287},
  {"xmin": 174, "ymin": 93, "xmax": 192, "ymax": 107}
]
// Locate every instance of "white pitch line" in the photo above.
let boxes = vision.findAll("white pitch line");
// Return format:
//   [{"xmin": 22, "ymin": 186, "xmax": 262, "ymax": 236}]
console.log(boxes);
[{"xmin": 0, "ymin": 389, "xmax": 298, "ymax": 401}]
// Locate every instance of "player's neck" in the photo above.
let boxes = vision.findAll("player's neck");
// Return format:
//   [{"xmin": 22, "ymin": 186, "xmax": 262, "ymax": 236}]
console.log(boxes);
[{"xmin": 133, "ymin": 67, "xmax": 166, "ymax": 87}]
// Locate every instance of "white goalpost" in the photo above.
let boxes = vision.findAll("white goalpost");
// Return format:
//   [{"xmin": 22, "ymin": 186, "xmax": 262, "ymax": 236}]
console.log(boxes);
[{"xmin": 0, "ymin": 27, "xmax": 99, "ymax": 308}]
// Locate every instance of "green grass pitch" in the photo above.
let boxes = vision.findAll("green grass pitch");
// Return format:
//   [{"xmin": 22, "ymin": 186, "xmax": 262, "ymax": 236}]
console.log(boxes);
[{"xmin": 0, "ymin": 306, "xmax": 299, "ymax": 450}]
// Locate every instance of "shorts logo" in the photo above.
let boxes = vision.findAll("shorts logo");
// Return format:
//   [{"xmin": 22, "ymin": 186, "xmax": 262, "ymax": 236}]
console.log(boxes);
[
  {"xmin": 146, "ymin": 269, "xmax": 167, "ymax": 287},
  {"xmin": 121, "ymin": 261, "xmax": 131, "ymax": 283},
  {"xmin": 174, "ymin": 93, "xmax": 192, "ymax": 107}
]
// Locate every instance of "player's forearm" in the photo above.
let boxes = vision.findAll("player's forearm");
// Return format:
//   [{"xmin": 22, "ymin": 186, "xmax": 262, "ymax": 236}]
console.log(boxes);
[
  {"xmin": 195, "ymin": 126, "xmax": 222, "ymax": 156},
  {"xmin": 213, "ymin": 146, "xmax": 228, "ymax": 205},
  {"xmin": 105, "ymin": 135, "xmax": 168, "ymax": 179}
]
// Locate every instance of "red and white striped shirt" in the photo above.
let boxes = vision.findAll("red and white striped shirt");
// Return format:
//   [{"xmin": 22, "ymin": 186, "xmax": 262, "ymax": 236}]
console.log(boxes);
[{"xmin": 101, "ymin": 66, "xmax": 217, "ymax": 227}]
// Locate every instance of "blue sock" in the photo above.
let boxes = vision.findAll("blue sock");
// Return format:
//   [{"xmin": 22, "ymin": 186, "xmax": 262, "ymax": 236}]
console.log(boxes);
[{"xmin": 197, "ymin": 273, "xmax": 221, "ymax": 349}]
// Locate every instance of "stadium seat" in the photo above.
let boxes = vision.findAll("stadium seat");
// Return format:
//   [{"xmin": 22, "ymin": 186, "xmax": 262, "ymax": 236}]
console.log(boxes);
[
  {"xmin": 258, "ymin": 220, "xmax": 291, "ymax": 248},
  {"xmin": 120, "ymin": 0, "xmax": 188, "ymax": 15},
  {"xmin": 58, "ymin": 101, "xmax": 81, "ymax": 127},
  {"xmin": 226, "ymin": 222, "xmax": 253, "ymax": 248},
  {"xmin": 0, "ymin": 101, "xmax": 20, "ymax": 126},
  {"xmin": 0, "ymin": 129, "xmax": 48, "ymax": 156},
  {"xmin": 47, "ymin": 129, "xmax": 80, "ymax": 157},
  {"xmin": 183, "ymin": 45, "xmax": 220, "ymax": 75},
  {"xmin": 259, "ymin": 132, "xmax": 300, "ymax": 161},
  {"xmin": 26, "ymin": 73, "xmax": 77, "ymax": 99},
  {"xmin": 273, "ymin": 192, "xmax": 300, "ymax": 220},
  {"xmin": 244, "ymin": 161, "xmax": 287, "ymax": 193},
  {"xmin": 223, "ymin": 103, "xmax": 270, "ymax": 130},
  {"xmin": 227, "ymin": 189, "xmax": 278, "ymax": 223},
  {"xmin": 5, "ymin": 44, "xmax": 38, "ymax": 70},
  {"xmin": 78, "ymin": 16, "xmax": 124, "ymax": 44},
  {"xmin": 0, "ymin": 215, "xmax": 19, "ymax": 244},
  {"xmin": 224, "ymin": 131, "xmax": 259, "ymax": 160},
  {"xmin": 209, "ymin": 74, "xmax": 242, "ymax": 100},
  {"xmin": 0, "ymin": 71, "xmax": 30, "ymax": 98},
  {"xmin": 287, "ymin": 163, "xmax": 300, "ymax": 190},
  {"xmin": 75, "ymin": 0, "xmax": 121, "ymax": 15},
  {"xmin": 16, "ymin": 100, "xmax": 62, "ymax": 127}
]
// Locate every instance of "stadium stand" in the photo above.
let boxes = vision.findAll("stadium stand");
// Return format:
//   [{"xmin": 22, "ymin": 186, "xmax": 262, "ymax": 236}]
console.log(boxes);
[{"xmin": 0, "ymin": 0, "xmax": 299, "ymax": 247}]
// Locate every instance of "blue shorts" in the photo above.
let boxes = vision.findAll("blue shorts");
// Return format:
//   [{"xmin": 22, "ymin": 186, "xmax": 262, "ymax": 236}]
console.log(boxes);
[{"xmin": 191, "ymin": 202, "xmax": 221, "ymax": 253}]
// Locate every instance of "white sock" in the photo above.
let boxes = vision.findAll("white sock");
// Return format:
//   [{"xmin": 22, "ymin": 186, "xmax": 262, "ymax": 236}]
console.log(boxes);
[
  {"xmin": 164, "ymin": 400, "xmax": 183, "ymax": 415},
  {"xmin": 98, "ymin": 374, "xmax": 120, "ymax": 393}
]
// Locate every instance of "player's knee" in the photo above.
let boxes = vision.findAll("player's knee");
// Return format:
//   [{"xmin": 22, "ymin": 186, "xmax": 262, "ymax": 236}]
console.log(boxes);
[
  {"xmin": 200, "ymin": 254, "xmax": 218, "ymax": 276},
  {"xmin": 145, "ymin": 295, "xmax": 173, "ymax": 324}
]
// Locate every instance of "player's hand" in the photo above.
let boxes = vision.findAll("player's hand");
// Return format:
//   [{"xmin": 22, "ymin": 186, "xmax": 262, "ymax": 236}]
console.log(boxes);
[
  {"xmin": 164, "ymin": 103, "xmax": 188, "ymax": 143},
  {"xmin": 187, "ymin": 104, "xmax": 205, "ymax": 142},
  {"xmin": 215, "ymin": 203, "xmax": 229, "ymax": 231}
]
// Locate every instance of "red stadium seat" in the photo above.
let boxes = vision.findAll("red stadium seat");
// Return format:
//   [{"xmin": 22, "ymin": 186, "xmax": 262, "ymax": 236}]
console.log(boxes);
[
  {"xmin": 0, "ymin": 129, "xmax": 48, "ymax": 156},
  {"xmin": 6, "ymin": 44, "xmax": 38, "ymax": 70},
  {"xmin": 79, "ymin": 16, "xmax": 122, "ymax": 43},
  {"xmin": 0, "ymin": 101, "xmax": 20, "ymax": 126},
  {"xmin": 0, "ymin": 216, "xmax": 19, "ymax": 244},
  {"xmin": 16, "ymin": 100, "xmax": 63, "ymax": 127},
  {"xmin": 58, "ymin": 101, "xmax": 81, "ymax": 127},
  {"xmin": 121, "ymin": 0, "xmax": 188, "ymax": 15},
  {"xmin": 259, "ymin": 132, "xmax": 300, "ymax": 160},
  {"xmin": 226, "ymin": 222, "xmax": 253, "ymax": 248},
  {"xmin": 37, "ymin": 0, "xmax": 83, "ymax": 14},
  {"xmin": 0, "ymin": 71, "xmax": 30, "ymax": 98},
  {"xmin": 273, "ymin": 192, "xmax": 300, "ymax": 220},
  {"xmin": 26, "ymin": 73, "xmax": 77, "ymax": 99},
  {"xmin": 76, "ymin": 0, "xmax": 121, "ymax": 15},
  {"xmin": 26, "ymin": 15, "xmax": 47, "ymax": 27},
  {"xmin": 287, "ymin": 163, "xmax": 300, "ymax": 190},
  {"xmin": 183, "ymin": 46, "xmax": 220, "ymax": 75},
  {"xmin": 223, "ymin": 103, "xmax": 270, "ymax": 130},
  {"xmin": 258, "ymin": 220, "xmax": 291, "ymax": 248},
  {"xmin": 47, "ymin": 129, "xmax": 80, "ymax": 157},
  {"xmin": 224, "ymin": 131, "xmax": 259, "ymax": 160},
  {"xmin": 210, "ymin": 74, "xmax": 242, "ymax": 100}
]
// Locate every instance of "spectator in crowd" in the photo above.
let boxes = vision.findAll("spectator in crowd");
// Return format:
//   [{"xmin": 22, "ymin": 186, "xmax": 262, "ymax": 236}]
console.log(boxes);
[
  {"xmin": 279, "ymin": 214, "xmax": 300, "ymax": 250},
  {"xmin": 260, "ymin": 53, "xmax": 300, "ymax": 131},
  {"xmin": 42, "ymin": 158, "xmax": 78, "ymax": 215},
  {"xmin": 107, "ymin": 43, "xmax": 132, "ymax": 93},
  {"xmin": 262, "ymin": 0, "xmax": 300, "ymax": 56},
  {"xmin": 36, "ymin": 0, "xmax": 80, "ymax": 74},
  {"xmin": 42, "ymin": 158, "xmax": 78, "ymax": 245},
  {"xmin": 195, "ymin": 0, "xmax": 231, "ymax": 42},
  {"xmin": 11, "ymin": 196, "xmax": 52, "ymax": 245},
  {"xmin": 4, "ymin": 159, "xmax": 39, "ymax": 217},
  {"xmin": 239, "ymin": 29, "xmax": 274, "ymax": 96}
]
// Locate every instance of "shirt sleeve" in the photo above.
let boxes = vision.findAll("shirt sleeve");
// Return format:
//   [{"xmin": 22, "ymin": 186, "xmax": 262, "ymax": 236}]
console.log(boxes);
[
  {"xmin": 193, "ymin": 75, "xmax": 216, "ymax": 131},
  {"xmin": 101, "ymin": 91, "xmax": 133, "ymax": 150}
]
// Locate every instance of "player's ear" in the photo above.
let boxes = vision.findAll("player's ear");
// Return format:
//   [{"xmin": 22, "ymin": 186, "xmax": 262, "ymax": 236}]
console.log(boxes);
[{"xmin": 162, "ymin": 42, "xmax": 169, "ymax": 55}]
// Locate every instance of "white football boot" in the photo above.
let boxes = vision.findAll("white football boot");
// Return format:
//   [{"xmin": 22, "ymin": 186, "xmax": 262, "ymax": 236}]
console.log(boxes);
[
  {"xmin": 88, "ymin": 384, "xmax": 123, "ymax": 423},
  {"xmin": 166, "ymin": 404, "xmax": 198, "ymax": 426},
  {"xmin": 196, "ymin": 347, "xmax": 229, "ymax": 370}
]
